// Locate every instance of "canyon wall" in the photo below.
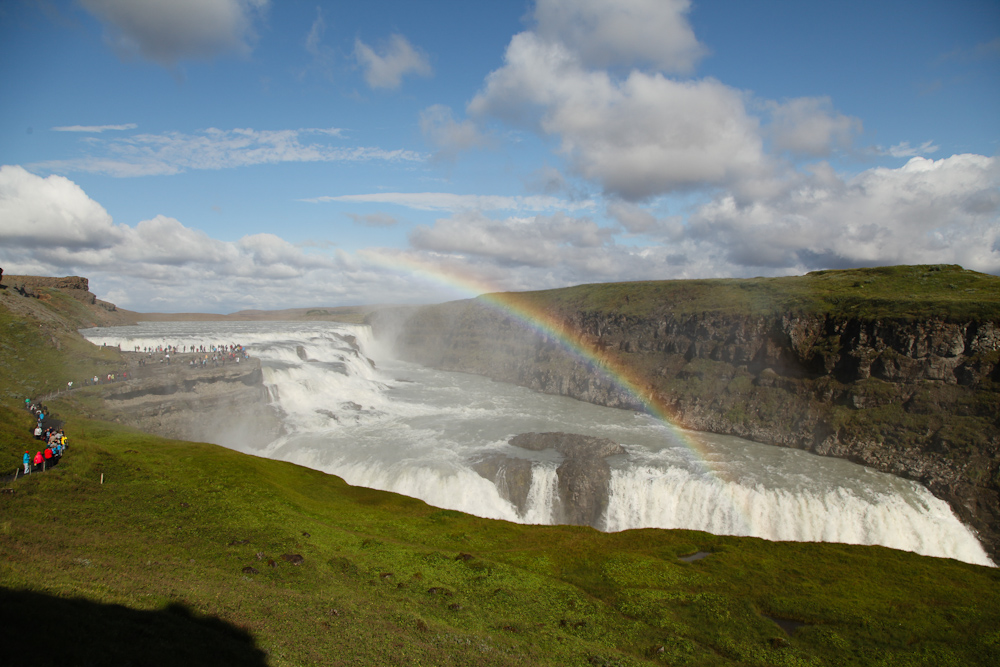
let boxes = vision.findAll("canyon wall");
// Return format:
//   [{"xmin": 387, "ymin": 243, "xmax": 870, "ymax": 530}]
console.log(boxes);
[
  {"xmin": 370, "ymin": 269, "xmax": 1000, "ymax": 560},
  {"xmin": 99, "ymin": 357, "xmax": 282, "ymax": 451}
]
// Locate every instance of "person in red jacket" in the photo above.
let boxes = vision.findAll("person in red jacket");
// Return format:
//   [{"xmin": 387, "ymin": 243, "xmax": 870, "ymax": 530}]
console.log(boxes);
[{"xmin": 33, "ymin": 451, "xmax": 43, "ymax": 471}]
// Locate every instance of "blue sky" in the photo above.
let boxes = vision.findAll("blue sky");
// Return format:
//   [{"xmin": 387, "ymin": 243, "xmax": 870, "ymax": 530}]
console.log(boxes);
[{"xmin": 1, "ymin": 0, "xmax": 998, "ymax": 312}]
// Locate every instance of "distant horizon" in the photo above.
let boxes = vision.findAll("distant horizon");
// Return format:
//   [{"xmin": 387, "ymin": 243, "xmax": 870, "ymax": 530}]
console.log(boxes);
[
  {"xmin": 7, "ymin": 261, "xmax": 992, "ymax": 316},
  {"xmin": 2, "ymin": 1, "xmax": 997, "ymax": 313}
]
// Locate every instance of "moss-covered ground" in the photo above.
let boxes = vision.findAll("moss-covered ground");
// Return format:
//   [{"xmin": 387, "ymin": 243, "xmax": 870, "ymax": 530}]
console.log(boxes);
[{"xmin": 2, "ymin": 278, "xmax": 1000, "ymax": 666}]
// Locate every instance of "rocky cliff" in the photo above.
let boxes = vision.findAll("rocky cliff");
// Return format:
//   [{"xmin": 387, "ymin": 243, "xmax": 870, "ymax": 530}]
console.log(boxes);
[
  {"xmin": 472, "ymin": 432, "xmax": 626, "ymax": 527},
  {"xmin": 0, "ymin": 274, "xmax": 134, "ymax": 328},
  {"xmin": 99, "ymin": 355, "xmax": 282, "ymax": 451},
  {"xmin": 371, "ymin": 265, "xmax": 1000, "ymax": 560}
]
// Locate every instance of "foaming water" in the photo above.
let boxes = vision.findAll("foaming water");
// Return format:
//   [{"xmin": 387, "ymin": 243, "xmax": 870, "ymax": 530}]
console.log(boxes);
[{"xmin": 81, "ymin": 321, "xmax": 993, "ymax": 566}]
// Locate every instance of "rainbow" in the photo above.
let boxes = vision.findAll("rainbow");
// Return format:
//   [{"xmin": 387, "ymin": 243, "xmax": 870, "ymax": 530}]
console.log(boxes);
[{"xmin": 361, "ymin": 250, "xmax": 754, "ymax": 532}]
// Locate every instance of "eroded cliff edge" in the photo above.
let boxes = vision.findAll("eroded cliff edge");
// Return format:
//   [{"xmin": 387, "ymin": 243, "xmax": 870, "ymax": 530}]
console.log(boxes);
[
  {"xmin": 99, "ymin": 355, "xmax": 282, "ymax": 451},
  {"xmin": 371, "ymin": 265, "xmax": 1000, "ymax": 560}
]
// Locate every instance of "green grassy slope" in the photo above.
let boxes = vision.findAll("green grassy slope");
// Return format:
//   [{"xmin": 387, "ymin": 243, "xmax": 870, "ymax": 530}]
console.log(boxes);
[
  {"xmin": 0, "ymin": 305, "xmax": 127, "ymax": 405},
  {"xmin": 2, "ymin": 281, "xmax": 1000, "ymax": 666},
  {"xmin": 510, "ymin": 264, "xmax": 1000, "ymax": 321},
  {"xmin": 3, "ymin": 407, "xmax": 999, "ymax": 666}
]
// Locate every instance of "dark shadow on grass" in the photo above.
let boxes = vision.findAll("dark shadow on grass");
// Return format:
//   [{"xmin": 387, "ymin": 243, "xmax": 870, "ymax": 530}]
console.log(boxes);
[{"xmin": 0, "ymin": 588, "xmax": 267, "ymax": 666}]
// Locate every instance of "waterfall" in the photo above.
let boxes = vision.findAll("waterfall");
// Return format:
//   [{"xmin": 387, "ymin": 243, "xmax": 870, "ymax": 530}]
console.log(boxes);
[{"xmin": 80, "ymin": 320, "xmax": 994, "ymax": 567}]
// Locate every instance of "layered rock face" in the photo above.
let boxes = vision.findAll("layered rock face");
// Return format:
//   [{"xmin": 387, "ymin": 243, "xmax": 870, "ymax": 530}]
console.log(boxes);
[
  {"xmin": 372, "ymin": 288, "xmax": 1000, "ymax": 560},
  {"xmin": 472, "ymin": 432, "xmax": 625, "ymax": 527},
  {"xmin": 101, "ymin": 356, "xmax": 282, "ymax": 451}
]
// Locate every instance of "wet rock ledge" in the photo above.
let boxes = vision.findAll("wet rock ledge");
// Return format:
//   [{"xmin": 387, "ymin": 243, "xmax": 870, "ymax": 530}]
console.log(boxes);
[
  {"xmin": 472, "ymin": 432, "xmax": 625, "ymax": 528},
  {"xmin": 100, "ymin": 354, "xmax": 281, "ymax": 451}
]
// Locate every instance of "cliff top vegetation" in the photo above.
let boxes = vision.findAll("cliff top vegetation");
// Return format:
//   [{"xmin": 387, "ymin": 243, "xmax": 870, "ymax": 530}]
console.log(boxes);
[{"xmin": 504, "ymin": 265, "xmax": 1000, "ymax": 321}]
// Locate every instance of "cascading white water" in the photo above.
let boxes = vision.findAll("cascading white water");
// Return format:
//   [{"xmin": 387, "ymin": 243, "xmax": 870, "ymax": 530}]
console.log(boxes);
[
  {"xmin": 604, "ymin": 467, "xmax": 985, "ymax": 563},
  {"xmin": 80, "ymin": 320, "xmax": 994, "ymax": 567},
  {"xmin": 522, "ymin": 464, "xmax": 560, "ymax": 525}
]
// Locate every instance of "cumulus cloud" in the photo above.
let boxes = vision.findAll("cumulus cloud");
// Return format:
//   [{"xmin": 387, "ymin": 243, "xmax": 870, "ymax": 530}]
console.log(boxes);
[
  {"xmin": 0, "ymin": 166, "xmax": 381, "ymax": 311},
  {"xmin": 687, "ymin": 154, "xmax": 1000, "ymax": 273},
  {"xmin": 0, "ymin": 165, "xmax": 123, "ymax": 249},
  {"xmin": 33, "ymin": 127, "xmax": 420, "ymax": 177},
  {"xmin": 419, "ymin": 105, "xmax": 489, "ymax": 159},
  {"xmin": 533, "ymin": 0, "xmax": 705, "ymax": 72},
  {"xmin": 469, "ymin": 25, "xmax": 764, "ymax": 200},
  {"xmin": 766, "ymin": 97, "xmax": 861, "ymax": 157},
  {"xmin": 354, "ymin": 34, "xmax": 432, "ymax": 89},
  {"xmin": 385, "ymin": 155, "xmax": 999, "ymax": 290},
  {"xmin": 80, "ymin": 0, "xmax": 269, "ymax": 66},
  {"xmin": 3, "ymin": 153, "xmax": 997, "ymax": 313}
]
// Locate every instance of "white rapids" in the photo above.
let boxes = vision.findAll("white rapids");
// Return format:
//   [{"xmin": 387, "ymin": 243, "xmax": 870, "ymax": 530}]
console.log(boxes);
[{"xmin": 80, "ymin": 320, "xmax": 994, "ymax": 567}]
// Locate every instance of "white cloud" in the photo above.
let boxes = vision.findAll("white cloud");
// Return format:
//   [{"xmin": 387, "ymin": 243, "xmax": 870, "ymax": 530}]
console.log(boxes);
[
  {"xmin": 80, "ymin": 0, "xmax": 269, "ymax": 66},
  {"xmin": 766, "ymin": 97, "xmax": 861, "ymax": 157},
  {"xmin": 354, "ymin": 34, "xmax": 432, "ymax": 89},
  {"xmin": 469, "ymin": 29, "xmax": 764, "ymax": 200},
  {"xmin": 877, "ymin": 140, "xmax": 941, "ymax": 158},
  {"xmin": 0, "ymin": 165, "xmax": 123, "ymax": 249},
  {"xmin": 51, "ymin": 124, "xmax": 137, "ymax": 133},
  {"xmin": 302, "ymin": 191, "xmax": 595, "ymax": 213},
  {"xmin": 33, "ymin": 127, "xmax": 419, "ymax": 177},
  {"xmin": 687, "ymin": 154, "xmax": 1000, "ymax": 273},
  {"xmin": 0, "ymin": 167, "xmax": 372, "ymax": 311},
  {"xmin": 533, "ymin": 0, "xmax": 705, "ymax": 72},
  {"xmin": 419, "ymin": 105, "xmax": 489, "ymax": 159},
  {"xmin": 2, "ymin": 154, "xmax": 997, "ymax": 314},
  {"xmin": 409, "ymin": 211, "xmax": 615, "ymax": 268},
  {"xmin": 0, "ymin": 167, "xmax": 473, "ymax": 311},
  {"xmin": 372, "ymin": 154, "xmax": 1000, "ymax": 293}
]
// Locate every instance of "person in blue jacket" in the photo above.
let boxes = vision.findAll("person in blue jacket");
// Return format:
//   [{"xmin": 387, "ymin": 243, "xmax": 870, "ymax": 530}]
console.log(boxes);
[{"xmin": 23, "ymin": 451, "xmax": 30, "ymax": 474}]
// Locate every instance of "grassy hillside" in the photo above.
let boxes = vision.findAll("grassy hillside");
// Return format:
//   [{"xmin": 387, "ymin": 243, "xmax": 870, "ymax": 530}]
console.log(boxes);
[
  {"xmin": 510, "ymin": 264, "xmax": 1000, "ymax": 321},
  {"xmin": 2, "ymin": 280, "xmax": 1000, "ymax": 666}
]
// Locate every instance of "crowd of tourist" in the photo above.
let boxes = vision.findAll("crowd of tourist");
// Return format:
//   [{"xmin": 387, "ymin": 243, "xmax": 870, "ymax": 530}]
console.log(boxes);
[
  {"xmin": 10, "ymin": 342, "xmax": 251, "ymax": 478},
  {"xmin": 20, "ymin": 399, "xmax": 67, "ymax": 475},
  {"xmin": 118, "ymin": 343, "xmax": 251, "ymax": 367}
]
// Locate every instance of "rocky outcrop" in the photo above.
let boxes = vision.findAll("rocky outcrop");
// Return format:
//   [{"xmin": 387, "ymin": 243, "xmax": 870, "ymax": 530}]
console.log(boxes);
[
  {"xmin": 0, "ymin": 274, "xmax": 133, "ymax": 328},
  {"xmin": 471, "ymin": 432, "xmax": 625, "ymax": 528},
  {"xmin": 6, "ymin": 275, "xmax": 91, "ymax": 293},
  {"xmin": 371, "ymin": 268, "xmax": 1000, "ymax": 560},
  {"xmin": 101, "ymin": 356, "xmax": 281, "ymax": 451}
]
